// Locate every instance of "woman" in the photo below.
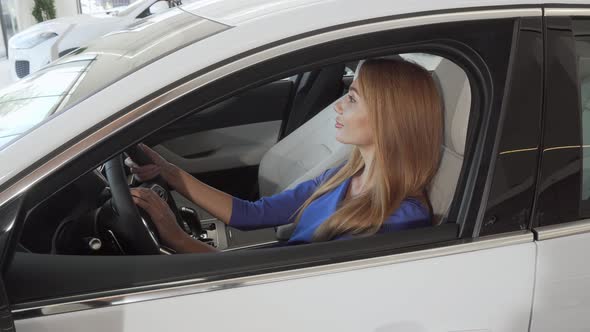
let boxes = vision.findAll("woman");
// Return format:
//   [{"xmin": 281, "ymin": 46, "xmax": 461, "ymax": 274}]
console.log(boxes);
[{"xmin": 129, "ymin": 58, "xmax": 443, "ymax": 253}]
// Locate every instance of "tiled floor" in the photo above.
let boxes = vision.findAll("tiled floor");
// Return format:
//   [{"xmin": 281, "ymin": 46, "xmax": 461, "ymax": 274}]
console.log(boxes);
[{"xmin": 0, "ymin": 58, "xmax": 12, "ymax": 90}]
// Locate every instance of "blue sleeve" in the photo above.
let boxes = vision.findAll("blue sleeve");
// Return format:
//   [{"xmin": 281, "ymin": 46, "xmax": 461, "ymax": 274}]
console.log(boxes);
[
  {"xmin": 335, "ymin": 199, "xmax": 430, "ymax": 240},
  {"xmin": 379, "ymin": 199, "xmax": 431, "ymax": 233},
  {"xmin": 229, "ymin": 167, "xmax": 339, "ymax": 230}
]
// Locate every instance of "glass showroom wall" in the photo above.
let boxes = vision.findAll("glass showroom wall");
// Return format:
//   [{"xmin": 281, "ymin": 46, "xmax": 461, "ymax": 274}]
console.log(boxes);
[
  {"xmin": 79, "ymin": 0, "xmax": 141, "ymax": 15},
  {"xmin": 0, "ymin": 0, "xmax": 19, "ymax": 58}
]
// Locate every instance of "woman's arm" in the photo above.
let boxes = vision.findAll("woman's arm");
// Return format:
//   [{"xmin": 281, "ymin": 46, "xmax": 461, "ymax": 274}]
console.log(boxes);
[
  {"xmin": 130, "ymin": 187, "xmax": 218, "ymax": 253},
  {"xmin": 130, "ymin": 171, "xmax": 319, "ymax": 253},
  {"xmin": 132, "ymin": 145, "xmax": 234, "ymax": 225},
  {"xmin": 131, "ymin": 144, "xmax": 340, "ymax": 231},
  {"xmin": 163, "ymin": 165, "xmax": 234, "ymax": 225},
  {"xmin": 379, "ymin": 198, "xmax": 431, "ymax": 232},
  {"xmin": 228, "ymin": 166, "xmax": 342, "ymax": 230}
]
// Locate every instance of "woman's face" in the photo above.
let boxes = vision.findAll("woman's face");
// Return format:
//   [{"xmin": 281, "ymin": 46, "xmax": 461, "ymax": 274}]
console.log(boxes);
[{"xmin": 334, "ymin": 80, "xmax": 374, "ymax": 146}]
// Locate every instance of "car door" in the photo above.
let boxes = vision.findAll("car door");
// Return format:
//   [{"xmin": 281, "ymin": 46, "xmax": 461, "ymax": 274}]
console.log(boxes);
[
  {"xmin": 529, "ymin": 8, "xmax": 590, "ymax": 331},
  {"xmin": 5, "ymin": 7, "xmax": 543, "ymax": 332}
]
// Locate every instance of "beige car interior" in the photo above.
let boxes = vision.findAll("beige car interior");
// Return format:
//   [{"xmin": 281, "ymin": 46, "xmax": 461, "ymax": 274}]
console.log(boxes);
[{"xmin": 158, "ymin": 53, "xmax": 471, "ymax": 247}]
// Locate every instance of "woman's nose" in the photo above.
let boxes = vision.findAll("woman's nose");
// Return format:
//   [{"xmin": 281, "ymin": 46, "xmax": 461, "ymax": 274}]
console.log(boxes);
[{"xmin": 334, "ymin": 100, "xmax": 343, "ymax": 114}]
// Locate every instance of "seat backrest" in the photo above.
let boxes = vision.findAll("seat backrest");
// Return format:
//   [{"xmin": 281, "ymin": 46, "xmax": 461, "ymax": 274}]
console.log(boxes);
[
  {"xmin": 428, "ymin": 59, "xmax": 470, "ymax": 222},
  {"xmin": 258, "ymin": 60, "xmax": 372, "ymax": 196},
  {"xmin": 259, "ymin": 57, "xmax": 470, "ymax": 224},
  {"xmin": 258, "ymin": 96, "xmax": 353, "ymax": 197}
]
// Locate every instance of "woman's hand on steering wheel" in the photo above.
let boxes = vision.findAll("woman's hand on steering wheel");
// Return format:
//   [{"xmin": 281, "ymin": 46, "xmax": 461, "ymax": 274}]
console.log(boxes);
[
  {"xmin": 130, "ymin": 187, "xmax": 185, "ymax": 247},
  {"xmin": 124, "ymin": 144, "xmax": 174, "ymax": 182}
]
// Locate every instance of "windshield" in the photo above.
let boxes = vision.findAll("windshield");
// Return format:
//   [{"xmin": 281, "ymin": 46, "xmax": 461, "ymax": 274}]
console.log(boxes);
[
  {"xmin": 0, "ymin": 8, "xmax": 228, "ymax": 150},
  {"xmin": 0, "ymin": 60, "xmax": 92, "ymax": 148}
]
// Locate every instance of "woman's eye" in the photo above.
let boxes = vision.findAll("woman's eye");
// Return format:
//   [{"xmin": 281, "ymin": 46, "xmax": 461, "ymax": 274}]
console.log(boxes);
[{"xmin": 348, "ymin": 95, "xmax": 356, "ymax": 103}]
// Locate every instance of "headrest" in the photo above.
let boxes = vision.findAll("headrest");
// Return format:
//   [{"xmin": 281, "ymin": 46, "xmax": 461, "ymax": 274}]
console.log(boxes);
[
  {"xmin": 432, "ymin": 58, "xmax": 470, "ymax": 156},
  {"xmin": 450, "ymin": 79, "xmax": 470, "ymax": 156},
  {"xmin": 353, "ymin": 55, "xmax": 404, "ymax": 80}
]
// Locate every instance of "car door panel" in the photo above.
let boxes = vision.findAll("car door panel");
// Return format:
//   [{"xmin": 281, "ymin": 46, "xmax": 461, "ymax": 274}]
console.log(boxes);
[
  {"xmin": 530, "ymin": 230, "xmax": 590, "ymax": 331},
  {"xmin": 151, "ymin": 79, "xmax": 293, "ymax": 144},
  {"xmin": 13, "ymin": 241, "xmax": 536, "ymax": 332},
  {"xmin": 528, "ymin": 12, "xmax": 590, "ymax": 330},
  {"xmin": 146, "ymin": 79, "xmax": 293, "ymax": 200},
  {"xmin": 155, "ymin": 120, "xmax": 281, "ymax": 174},
  {"xmin": 145, "ymin": 78, "xmax": 292, "ymax": 189}
]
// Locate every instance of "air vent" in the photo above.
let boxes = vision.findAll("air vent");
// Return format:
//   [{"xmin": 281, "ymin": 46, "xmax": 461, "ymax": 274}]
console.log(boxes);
[{"xmin": 15, "ymin": 60, "xmax": 30, "ymax": 78}]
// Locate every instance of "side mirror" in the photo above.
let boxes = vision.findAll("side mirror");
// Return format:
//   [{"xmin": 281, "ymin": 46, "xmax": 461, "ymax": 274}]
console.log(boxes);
[{"xmin": 149, "ymin": 1, "xmax": 170, "ymax": 15}]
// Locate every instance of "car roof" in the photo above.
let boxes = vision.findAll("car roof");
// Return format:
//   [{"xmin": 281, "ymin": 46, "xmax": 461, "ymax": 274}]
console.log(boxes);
[{"xmin": 180, "ymin": 0, "xmax": 552, "ymax": 27}]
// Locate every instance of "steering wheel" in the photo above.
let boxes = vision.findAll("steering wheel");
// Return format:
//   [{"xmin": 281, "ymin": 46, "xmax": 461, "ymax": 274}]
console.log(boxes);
[{"xmin": 102, "ymin": 145, "xmax": 188, "ymax": 254}]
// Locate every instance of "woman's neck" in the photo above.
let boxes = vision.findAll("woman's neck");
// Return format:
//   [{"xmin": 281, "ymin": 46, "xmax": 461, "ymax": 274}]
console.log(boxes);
[
  {"xmin": 348, "ymin": 144, "xmax": 375, "ymax": 197},
  {"xmin": 358, "ymin": 144, "xmax": 375, "ymax": 181}
]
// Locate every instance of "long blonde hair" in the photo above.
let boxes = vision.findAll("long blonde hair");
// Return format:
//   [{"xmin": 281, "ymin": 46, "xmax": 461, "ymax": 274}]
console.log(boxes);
[{"xmin": 294, "ymin": 58, "xmax": 443, "ymax": 241}]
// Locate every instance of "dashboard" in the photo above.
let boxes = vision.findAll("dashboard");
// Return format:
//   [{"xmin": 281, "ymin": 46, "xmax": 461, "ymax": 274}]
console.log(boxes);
[{"xmin": 19, "ymin": 167, "xmax": 234, "ymax": 255}]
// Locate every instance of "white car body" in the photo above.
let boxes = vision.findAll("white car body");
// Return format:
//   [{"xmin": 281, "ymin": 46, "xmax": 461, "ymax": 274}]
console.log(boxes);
[
  {"xmin": 0, "ymin": 0, "xmax": 588, "ymax": 331},
  {"xmin": 6, "ymin": 0, "xmax": 176, "ymax": 81}
]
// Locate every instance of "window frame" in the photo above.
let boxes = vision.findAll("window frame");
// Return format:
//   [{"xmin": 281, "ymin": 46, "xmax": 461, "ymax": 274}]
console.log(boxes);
[
  {"xmin": 480, "ymin": 16, "xmax": 544, "ymax": 235},
  {"xmin": 533, "ymin": 14, "xmax": 586, "ymax": 228},
  {"xmin": 0, "ymin": 278, "xmax": 14, "ymax": 330},
  {"xmin": 1, "ymin": 10, "xmax": 532, "ymax": 317},
  {"xmin": 573, "ymin": 18, "xmax": 590, "ymax": 218}
]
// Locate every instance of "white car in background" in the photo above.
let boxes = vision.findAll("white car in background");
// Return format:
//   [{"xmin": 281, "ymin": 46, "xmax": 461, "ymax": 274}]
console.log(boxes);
[{"xmin": 7, "ymin": 0, "xmax": 180, "ymax": 81}]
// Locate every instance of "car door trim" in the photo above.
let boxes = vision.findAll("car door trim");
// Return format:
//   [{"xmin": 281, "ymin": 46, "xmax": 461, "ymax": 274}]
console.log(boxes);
[
  {"xmin": 11, "ymin": 230, "xmax": 533, "ymax": 320},
  {"xmin": 544, "ymin": 8, "xmax": 590, "ymax": 17},
  {"xmin": 533, "ymin": 219, "xmax": 590, "ymax": 241},
  {"xmin": 0, "ymin": 7, "xmax": 542, "ymax": 210}
]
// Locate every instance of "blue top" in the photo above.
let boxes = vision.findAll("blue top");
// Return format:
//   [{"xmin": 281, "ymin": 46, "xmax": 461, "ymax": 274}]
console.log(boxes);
[{"xmin": 229, "ymin": 167, "xmax": 431, "ymax": 244}]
